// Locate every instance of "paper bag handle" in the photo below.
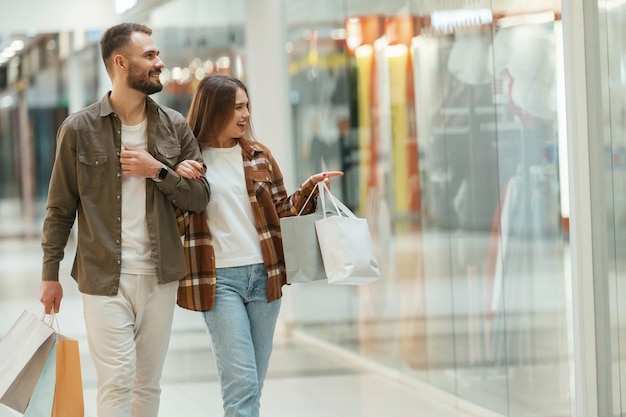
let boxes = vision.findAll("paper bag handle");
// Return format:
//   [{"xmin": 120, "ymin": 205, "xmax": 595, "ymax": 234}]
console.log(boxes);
[
  {"xmin": 297, "ymin": 182, "xmax": 319, "ymax": 216},
  {"xmin": 39, "ymin": 310, "xmax": 60, "ymax": 333},
  {"xmin": 318, "ymin": 182, "xmax": 357, "ymax": 220}
]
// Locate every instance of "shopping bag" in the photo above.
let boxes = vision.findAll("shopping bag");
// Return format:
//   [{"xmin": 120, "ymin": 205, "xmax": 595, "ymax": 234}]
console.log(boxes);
[
  {"xmin": 315, "ymin": 183, "xmax": 381, "ymax": 285},
  {"xmin": 23, "ymin": 341, "xmax": 57, "ymax": 417},
  {"xmin": 280, "ymin": 188, "xmax": 328, "ymax": 283},
  {"xmin": 281, "ymin": 212, "xmax": 326, "ymax": 283},
  {"xmin": 52, "ymin": 337, "xmax": 84, "ymax": 417},
  {"xmin": 0, "ymin": 310, "xmax": 56, "ymax": 413}
]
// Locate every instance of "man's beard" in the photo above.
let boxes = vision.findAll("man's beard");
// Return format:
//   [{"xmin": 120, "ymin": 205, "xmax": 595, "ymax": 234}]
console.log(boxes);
[{"xmin": 128, "ymin": 66, "xmax": 163, "ymax": 95}]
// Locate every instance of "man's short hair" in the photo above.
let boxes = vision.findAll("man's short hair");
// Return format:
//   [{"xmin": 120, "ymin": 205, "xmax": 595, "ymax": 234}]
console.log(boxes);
[{"xmin": 100, "ymin": 23, "xmax": 152, "ymax": 73}]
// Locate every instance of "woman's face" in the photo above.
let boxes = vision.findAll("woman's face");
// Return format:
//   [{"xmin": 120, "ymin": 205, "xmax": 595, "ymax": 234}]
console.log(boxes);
[{"xmin": 220, "ymin": 87, "xmax": 250, "ymax": 140}]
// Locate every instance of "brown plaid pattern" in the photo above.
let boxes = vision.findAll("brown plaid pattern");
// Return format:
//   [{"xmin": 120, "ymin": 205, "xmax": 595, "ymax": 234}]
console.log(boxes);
[
  {"xmin": 176, "ymin": 209, "xmax": 215, "ymax": 311},
  {"xmin": 176, "ymin": 139, "xmax": 318, "ymax": 311}
]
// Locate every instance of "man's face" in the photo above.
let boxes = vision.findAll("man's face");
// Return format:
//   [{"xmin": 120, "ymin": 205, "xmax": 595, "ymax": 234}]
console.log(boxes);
[{"xmin": 125, "ymin": 31, "xmax": 164, "ymax": 95}]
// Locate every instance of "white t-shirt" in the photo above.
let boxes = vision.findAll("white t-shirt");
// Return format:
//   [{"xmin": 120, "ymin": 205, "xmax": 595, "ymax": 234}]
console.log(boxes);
[
  {"xmin": 121, "ymin": 119, "xmax": 154, "ymax": 274},
  {"xmin": 202, "ymin": 144, "xmax": 263, "ymax": 268}
]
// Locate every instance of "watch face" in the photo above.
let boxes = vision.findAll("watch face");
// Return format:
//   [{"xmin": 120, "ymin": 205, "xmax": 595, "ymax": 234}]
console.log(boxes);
[{"xmin": 158, "ymin": 166, "xmax": 168, "ymax": 180}]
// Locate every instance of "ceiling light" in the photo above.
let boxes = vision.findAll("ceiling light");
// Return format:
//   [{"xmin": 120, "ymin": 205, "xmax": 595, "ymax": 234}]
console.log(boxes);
[
  {"xmin": 10, "ymin": 40, "xmax": 24, "ymax": 51},
  {"xmin": 1, "ymin": 49, "xmax": 16, "ymax": 58}
]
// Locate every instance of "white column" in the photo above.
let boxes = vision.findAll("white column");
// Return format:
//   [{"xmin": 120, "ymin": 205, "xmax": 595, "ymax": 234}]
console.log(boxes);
[
  {"xmin": 97, "ymin": 57, "xmax": 112, "ymax": 100},
  {"xmin": 67, "ymin": 54, "xmax": 86, "ymax": 114},
  {"xmin": 562, "ymin": 1, "xmax": 609, "ymax": 416},
  {"xmin": 244, "ymin": 0, "xmax": 294, "ymax": 190}
]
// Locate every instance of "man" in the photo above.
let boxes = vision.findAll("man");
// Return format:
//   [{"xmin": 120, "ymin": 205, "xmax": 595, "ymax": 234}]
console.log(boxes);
[{"xmin": 39, "ymin": 23, "xmax": 210, "ymax": 417}]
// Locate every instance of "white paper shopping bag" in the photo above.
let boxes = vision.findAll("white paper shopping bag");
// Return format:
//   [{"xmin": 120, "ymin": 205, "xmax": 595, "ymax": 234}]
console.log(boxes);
[
  {"xmin": 314, "ymin": 183, "xmax": 381, "ymax": 285},
  {"xmin": 0, "ymin": 310, "xmax": 56, "ymax": 413},
  {"xmin": 281, "ymin": 211, "xmax": 327, "ymax": 283},
  {"xmin": 281, "ymin": 185, "xmax": 333, "ymax": 283}
]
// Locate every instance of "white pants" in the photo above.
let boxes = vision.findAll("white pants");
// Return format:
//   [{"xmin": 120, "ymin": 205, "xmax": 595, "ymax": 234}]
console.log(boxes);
[{"xmin": 82, "ymin": 273, "xmax": 178, "ymax": 417}]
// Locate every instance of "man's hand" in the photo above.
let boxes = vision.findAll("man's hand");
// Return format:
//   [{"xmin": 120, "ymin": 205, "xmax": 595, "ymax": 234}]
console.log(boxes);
[
  {"xmin": 120, "ymin": 146, "xmax": 162, "ymax": 178},
  {"xmin": 39, "ymin": 281, "xmax": 63, "ymax": 314}
]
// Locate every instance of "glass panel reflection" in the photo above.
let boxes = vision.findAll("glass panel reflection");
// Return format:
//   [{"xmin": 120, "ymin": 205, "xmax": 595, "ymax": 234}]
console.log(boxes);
[
  {"xmin": 286, "ymin": 1, "xmax": 571, "ymax": 416},
  {"xmin": 600, "ymin": 2, "xmax": 626, "ymax": 415}
]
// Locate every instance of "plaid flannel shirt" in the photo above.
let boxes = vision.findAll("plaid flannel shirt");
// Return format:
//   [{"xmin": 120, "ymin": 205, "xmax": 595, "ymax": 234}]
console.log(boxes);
[{"xmin": 177, "ymin": 139, "xmax": 318, "ymax": 311}]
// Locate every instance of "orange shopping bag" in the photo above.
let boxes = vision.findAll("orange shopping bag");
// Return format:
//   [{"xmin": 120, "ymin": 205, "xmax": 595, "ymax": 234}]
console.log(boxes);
[{"xmin": 52, "ymin": 337, "xmax": 84, "ymax": 417}]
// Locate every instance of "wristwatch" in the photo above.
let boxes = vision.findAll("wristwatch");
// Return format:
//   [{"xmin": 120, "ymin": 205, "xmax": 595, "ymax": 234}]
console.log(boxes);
[{"xmin": 153, "ymin": 164, "xmax": 168, "ymax": 182}]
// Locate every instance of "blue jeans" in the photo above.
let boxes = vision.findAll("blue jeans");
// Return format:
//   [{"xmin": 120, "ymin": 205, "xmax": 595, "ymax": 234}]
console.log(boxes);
[{"xmin": 203, "ymin": 263, "xmax": 281, "ymax": 417}]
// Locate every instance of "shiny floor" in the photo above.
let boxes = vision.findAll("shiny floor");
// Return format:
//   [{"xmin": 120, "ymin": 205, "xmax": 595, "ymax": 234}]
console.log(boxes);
[{"xmin": 0, "ymin": 236, "xmax": 483, "ymax": 417}]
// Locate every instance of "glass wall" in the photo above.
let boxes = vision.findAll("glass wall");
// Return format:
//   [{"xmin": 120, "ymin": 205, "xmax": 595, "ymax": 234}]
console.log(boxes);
[
  {"xmin": 598, "ymin": 2, "xmax": 626, "ymax": 415},
  {"xmin": 284, "ymin": 1, "xmax": 572, "ymax": 415}
]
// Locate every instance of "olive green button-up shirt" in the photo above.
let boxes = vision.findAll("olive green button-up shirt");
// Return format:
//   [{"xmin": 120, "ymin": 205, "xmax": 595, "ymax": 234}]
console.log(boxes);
[{"xmin": 42, "ymin": 93, "xmax": 210, "ymax": 296}]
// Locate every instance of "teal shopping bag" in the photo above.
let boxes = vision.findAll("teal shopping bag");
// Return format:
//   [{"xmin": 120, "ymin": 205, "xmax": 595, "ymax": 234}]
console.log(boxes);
[{"xmin": 23, "ymin": 341, "xmax": 57, "ymax": 417}]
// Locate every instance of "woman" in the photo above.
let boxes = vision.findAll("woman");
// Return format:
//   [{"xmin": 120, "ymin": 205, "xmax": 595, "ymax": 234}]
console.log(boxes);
[{"xmin": 176, "ymin": 73, "xmax": 342, "ymax": 417}]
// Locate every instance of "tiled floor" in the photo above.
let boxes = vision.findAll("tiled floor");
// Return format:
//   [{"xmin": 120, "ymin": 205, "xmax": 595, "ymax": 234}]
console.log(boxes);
[{"xmin": 0, "ymin": 236, "xmax": 484, "ymax": 417}]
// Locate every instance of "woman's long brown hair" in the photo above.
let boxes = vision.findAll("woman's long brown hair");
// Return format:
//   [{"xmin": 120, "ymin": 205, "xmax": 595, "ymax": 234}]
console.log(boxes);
[{"xmin": 187, "ymin": 74, "xmax": 256, "ymax": 147}]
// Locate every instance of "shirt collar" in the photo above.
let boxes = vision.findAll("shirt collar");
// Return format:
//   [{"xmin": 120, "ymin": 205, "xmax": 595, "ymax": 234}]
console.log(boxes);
[
  {"xmin": 99, "ymin": 91, "xmax": 158, "ymax": 118},
  {"xmin": 238, "ymin": 139, "xmax": 264, "ymax": 157}
]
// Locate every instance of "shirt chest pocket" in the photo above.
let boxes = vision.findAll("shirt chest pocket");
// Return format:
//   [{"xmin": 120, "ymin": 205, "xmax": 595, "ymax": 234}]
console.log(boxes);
[
  {"xmin": 78, "ymin": 153, "xmax": 109, "ymax": 188},
  {"xmin": 250, "ymin": 170, "xmax": 272, "ymax": 196},
  {"xmin": 155, "ymin": 144, "xmax": 181, "ymax": 165}
]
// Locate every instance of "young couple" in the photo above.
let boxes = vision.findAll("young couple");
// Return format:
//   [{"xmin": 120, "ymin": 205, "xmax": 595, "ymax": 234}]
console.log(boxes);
[{"xmin": 39, "ymin": 22, "xmax": 341, "ymax": 417}]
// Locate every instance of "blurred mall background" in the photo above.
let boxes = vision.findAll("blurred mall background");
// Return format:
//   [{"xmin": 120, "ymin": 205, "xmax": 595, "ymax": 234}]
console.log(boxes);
[{"xmin": 1, "ymin": 0, "xmax": 626, "ymax": 416}]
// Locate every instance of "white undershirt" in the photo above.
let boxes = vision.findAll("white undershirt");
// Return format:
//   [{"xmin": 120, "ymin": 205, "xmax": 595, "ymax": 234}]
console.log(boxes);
[
  {"xmin": 121, "ymin": 119, "xmax": 154, "ymax": 274},
  {"xmin": 202, "ymin": 144, "xmax": 263, "ymax": 268}
]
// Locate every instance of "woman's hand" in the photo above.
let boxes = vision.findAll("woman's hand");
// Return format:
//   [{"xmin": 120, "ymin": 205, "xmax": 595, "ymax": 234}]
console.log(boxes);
[
  {"xmin": 176, "ymin": 160, "xmax": 205, "ymax": 179},
  {"xmin": 311, "ymin": 171, "xmax": 343, "ymax": 188}
]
